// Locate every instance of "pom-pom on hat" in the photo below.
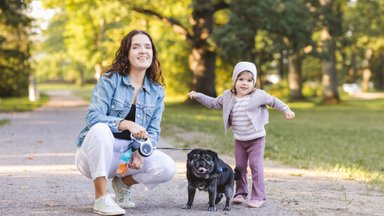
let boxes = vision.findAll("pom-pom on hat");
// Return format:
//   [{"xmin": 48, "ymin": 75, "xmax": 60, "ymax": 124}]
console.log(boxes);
[{"xmin": 232, "ymin": 61, "xmax": 257, "ymax": 85}]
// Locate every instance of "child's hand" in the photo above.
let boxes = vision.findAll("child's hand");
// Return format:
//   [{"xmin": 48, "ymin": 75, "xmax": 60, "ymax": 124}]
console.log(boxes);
[
  {"xmin": 285, "ymin": 111, "xmax": 295, "ymax": 120},
  {"xmin": 188, "ymin": 91, "xmax": 198, "ymax": 99}
]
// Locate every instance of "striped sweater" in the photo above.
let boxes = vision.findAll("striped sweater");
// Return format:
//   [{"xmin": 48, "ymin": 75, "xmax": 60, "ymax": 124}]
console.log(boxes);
[
  {"xmin": 230, "ymin": 96, "xmax": 264, "ymax": 141},
  {"xmin": 194, "ymin": 89, "xmax": 292, "ymax": 135}
]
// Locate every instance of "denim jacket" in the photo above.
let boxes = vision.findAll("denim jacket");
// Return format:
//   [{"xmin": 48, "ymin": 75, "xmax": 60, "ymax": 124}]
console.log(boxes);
[{"xmin": 75, "ymin": 72, "xmax": 165, "ymax": 147}]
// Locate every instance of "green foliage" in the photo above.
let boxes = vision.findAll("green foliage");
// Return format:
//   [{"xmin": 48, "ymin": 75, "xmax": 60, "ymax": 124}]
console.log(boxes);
[
  {"xmin": 134, "ymin": 1, "xmax": 192, "ymax": 96},
  {"xmin": 32, "ymin": 0, "xmax": 384, "ymax": 98},
  {"xmin": 0, "ymin": 119, "xmax": 9, "ymax": 127},
  {"xmin": 0, "ymin": 0, "xmax": 32, "ymax": 97},
  {"xmin": 39, "ymin": 83, "xmax": 95, "ymax": 101},
  {"xmin": 0, "ymin": 94, "xmax": 48, "ymax": 112},
  {"xmin": 36, "ymin": 0, "xmax": 193, "ymax": 93},
  {"xmin": 343, "ymin": 0, "xmax": 384, "ymax": 90},
  {"xmin": 36, "ymin": 0, "xmax": 134, "ymax": 84}
]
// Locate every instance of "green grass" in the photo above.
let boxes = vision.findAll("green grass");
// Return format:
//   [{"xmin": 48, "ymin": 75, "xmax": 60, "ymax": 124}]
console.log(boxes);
[
  {"xmin": 39, "ymin": 83, "xmax": 95, "ymax": 101},
  {"xmin": 161, "ymin": 97, "xmax": 384, "ymax": 190},
  {"xmin": 0, "ymin": 95, "xmax": 49, "ymax": 113},
  {"xmin": 0, "ymin": 119, "xmax": 9, "ymax": 126}
]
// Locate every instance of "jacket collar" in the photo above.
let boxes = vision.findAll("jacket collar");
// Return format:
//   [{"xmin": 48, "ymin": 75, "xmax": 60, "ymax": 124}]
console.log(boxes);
[{"xmin": 122, "ymin": 74, "xmax": 152, "ymax": 94}]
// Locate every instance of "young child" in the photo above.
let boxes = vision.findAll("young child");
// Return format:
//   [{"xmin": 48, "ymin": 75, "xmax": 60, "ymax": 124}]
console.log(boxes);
[{"xmin": 188, "ymin": 61, "xmax": 295, "ymax": 208}]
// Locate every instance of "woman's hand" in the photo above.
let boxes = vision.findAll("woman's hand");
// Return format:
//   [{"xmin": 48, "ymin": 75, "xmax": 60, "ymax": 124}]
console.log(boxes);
[
  {"xmin": 118, "ymin": 120, "xmax": 148, "ymax": 139},
  {"xmin": 188, "ymin": 91, "xmax": 198, "ymax": 99},
  {"xmin": 285, "ymin": 111, "xmax": 295, "ymax": 120}
]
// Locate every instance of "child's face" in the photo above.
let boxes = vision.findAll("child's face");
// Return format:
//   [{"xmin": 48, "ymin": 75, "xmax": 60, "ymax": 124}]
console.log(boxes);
[{"xmin": 235, "ymin": 71, "xmax": 254, "ymax": 97}]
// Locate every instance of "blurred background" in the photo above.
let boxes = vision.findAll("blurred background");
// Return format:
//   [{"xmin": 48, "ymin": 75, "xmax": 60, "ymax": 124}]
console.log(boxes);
[
  {"xmin": 1, "ymin": 0, "xmax": 383, "ymax": 190},
  {"xmin": 1, "ymin": 0, "xmax": 384, "ymax": 101}
]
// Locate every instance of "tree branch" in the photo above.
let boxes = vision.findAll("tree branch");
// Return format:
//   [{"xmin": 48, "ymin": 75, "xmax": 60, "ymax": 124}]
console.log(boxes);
[
  {"xmin": 132, "ymin": 6, "xmax": 192, "ymax": 40},
  {"xmin": 213, "ymin": 1, "xmax": 230, "ymax": 11}
]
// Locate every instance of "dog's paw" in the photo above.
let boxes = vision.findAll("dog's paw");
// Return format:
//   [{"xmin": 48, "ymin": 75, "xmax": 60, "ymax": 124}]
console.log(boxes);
[
  {"xmin": 223, "ymin": 206, "xmax": 231, "ymax": 211},
  {"xmin": 207, "ymin": 206, "xmax": 217, "ymax": 211},
  {"xmin": 183, "ymin": 204, "xmax": 192, "ymax": 209}
]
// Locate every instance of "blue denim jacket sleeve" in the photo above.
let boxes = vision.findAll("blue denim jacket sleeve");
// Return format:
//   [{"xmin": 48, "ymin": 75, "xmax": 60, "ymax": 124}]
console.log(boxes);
[{"xmin": 86, "ymin": 74, "xmax": 123, "ymax": 133}]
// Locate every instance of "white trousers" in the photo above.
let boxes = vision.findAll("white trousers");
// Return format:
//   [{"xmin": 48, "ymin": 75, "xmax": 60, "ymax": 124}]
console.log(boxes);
[{"xmin": 75, "ymin": 123, "xmax": 176, "ymax": 189}]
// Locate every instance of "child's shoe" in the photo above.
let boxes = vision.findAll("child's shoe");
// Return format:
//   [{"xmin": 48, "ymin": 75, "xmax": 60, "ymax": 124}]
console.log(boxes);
[
  {"xmin": 232, "ymin": 195, "xmax": 245, "ymax": 204},
  {"xmin": 247, "ymin": 199, "xmax": 265, "ymax": 208}
]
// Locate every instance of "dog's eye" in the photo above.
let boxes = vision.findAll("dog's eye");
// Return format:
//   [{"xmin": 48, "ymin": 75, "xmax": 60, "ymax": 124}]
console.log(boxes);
[{"xmin": 203, "ymin": 158, "xmax": 212, "ymax": 163}]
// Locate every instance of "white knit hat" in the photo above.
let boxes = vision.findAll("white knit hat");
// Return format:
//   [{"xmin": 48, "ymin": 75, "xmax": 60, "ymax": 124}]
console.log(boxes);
[{"xmin": 232, "ymin": 61, "xmax": 257, "ymax": 85}]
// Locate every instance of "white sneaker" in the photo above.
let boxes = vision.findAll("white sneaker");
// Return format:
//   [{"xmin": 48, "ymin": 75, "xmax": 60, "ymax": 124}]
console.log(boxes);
[
  {"xmin": 93, "ymin": 194, "xmax": 125, "ymax": 215},
  {"xmin": 112, "ymin": 177, "xmax": 135, "ymax": 208}
]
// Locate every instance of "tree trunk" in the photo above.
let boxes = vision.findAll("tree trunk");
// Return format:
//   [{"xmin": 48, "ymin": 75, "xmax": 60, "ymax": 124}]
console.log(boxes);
[
  {"xmin": 381, "ymin": 52, "xmax": 384, "ymax": 90},
  {"xmin": 347, "ymin": 52, "xmax": 357, "ymax": 82},
  {"xmin": 288, "ymin": 52, "xmax": 303, "ymax": 100},
  {"xmin": 189, "ymin": 48, "xmax": 216, "ymax": 97},
  {"xmin": 95, "ymin": 63, "xmax": 102, "ymax": 81},
  {"xmin": 132, "ymin": 1, "xmax": 229, "ymax": 97},
  {"xmin": 188, "ymin": 0, "xmax": 218, "ymax": 97},
  {"xmin": 362, "ymin": 68, "xmax": 372, "ymax": 92},
  {"xmin": 319, "ymin": 0, "xmax": 340, "ymax": 104},
  {"xmin": 321, "ymin": 29, "xmax": 339, "ymax": 103}
]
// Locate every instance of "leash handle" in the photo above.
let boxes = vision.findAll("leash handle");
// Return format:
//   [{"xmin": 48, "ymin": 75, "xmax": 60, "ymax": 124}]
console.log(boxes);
[{"xmin": 129, "ymin": 134, "xmax": 154, "ymax": 157}]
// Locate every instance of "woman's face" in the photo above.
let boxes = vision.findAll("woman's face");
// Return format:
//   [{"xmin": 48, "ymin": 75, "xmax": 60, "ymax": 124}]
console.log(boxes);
[
  {"xmin": 128, "ymin": 34, "xmax": 153, "ymax": 72},
  {"xmin": 235, "ymin": 71, "xmax": 254, "ymax": 97}
]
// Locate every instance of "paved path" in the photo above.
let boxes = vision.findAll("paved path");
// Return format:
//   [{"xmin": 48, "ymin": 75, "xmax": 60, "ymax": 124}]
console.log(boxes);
[
  {"xmin": 0, "ymin": 90, "xmax": 294, "ymax": 216},
  {"xmin": 1, "ymin": 90, "xmax": 383, "ymax": 216}
]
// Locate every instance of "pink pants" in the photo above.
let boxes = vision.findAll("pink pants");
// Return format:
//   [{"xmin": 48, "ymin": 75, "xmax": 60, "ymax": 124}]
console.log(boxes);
[{"xmin": 234, "ymin": 137, "xmax": 266, "ymax": 201}]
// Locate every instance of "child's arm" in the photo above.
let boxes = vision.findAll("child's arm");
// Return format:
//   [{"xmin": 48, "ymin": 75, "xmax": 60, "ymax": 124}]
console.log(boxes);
[
  {"xmin": 285, "ymin": 110, "xmax": 295, "ymax": 120},
  {"xmin": 188, "ymin": 91, "xmax": 224, "ymax": 109},
  {"xmin": 258, "ymin": 90, "xmax": 295, "ymax": 120}
]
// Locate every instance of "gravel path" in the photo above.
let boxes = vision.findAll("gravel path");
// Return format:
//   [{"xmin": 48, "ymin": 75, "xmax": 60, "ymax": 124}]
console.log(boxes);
[{"xmin": 0, "ymin": 90, "xmax": 383, "ymax": 216}]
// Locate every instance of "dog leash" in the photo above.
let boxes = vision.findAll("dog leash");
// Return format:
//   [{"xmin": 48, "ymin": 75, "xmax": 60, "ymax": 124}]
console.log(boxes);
[{"xmin": 156, "ymin": 147, "xmax": 195, "ymax": 151}]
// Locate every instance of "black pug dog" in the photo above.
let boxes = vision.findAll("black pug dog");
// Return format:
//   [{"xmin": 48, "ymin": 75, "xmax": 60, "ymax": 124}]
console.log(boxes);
[{"xmin": 183, "ymin": 149, "xmax": 234, "ymax": 211}]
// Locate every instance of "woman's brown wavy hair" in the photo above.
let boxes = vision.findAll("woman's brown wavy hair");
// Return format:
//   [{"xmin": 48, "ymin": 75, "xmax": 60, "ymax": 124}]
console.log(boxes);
[{"xmin": 103, "ymin": 30, "xmax": 165, "ymax": 86}]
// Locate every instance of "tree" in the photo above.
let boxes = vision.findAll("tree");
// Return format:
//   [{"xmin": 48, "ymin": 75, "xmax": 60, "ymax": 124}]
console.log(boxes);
[
  {"xmin": 215, "ymin": 0, "xmax": 315, "ymax": 100},
  {"xmin": 344, "ymin": 0, "xmax": 384, "ymax": 90},
  {"xmin": 40, "ymin": 0, "xmax": 133, "ymax": 85},
  {"xmin": 316, "ymin": 0, "xmax": 343, "ymax": 103},
  {"xmin": 132, "ymin": 0, "xmax": 229, "ymax": 97},
  {"xmin": 0, "ymin": 0, "xmax": 32, "ymax": 97}
]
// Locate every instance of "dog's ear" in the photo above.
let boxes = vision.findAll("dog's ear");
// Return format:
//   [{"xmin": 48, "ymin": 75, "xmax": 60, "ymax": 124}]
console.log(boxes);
[
  {"xmin": 187, "ymin": 149, "xmax": 199, "ymax": 160},
  {"xmin": 206, "ymin": 150, "xmax": 219, "ymax": 173},
  {"xmin": 206, "ymin": 149, "xmax": 218, "ymax": 160}
]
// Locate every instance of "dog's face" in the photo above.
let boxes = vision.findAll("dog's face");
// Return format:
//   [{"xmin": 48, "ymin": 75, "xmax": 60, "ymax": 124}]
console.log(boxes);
[{"xmin": 187, "ymin": 149, "xmax": 218, "ymax": 179}]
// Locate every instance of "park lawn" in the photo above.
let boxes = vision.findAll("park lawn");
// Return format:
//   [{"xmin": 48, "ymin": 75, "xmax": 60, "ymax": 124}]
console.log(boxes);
[
  {"xmin": 39, "ymin": 83, "xmax": 95, "ymax": 101},
  {"xmin": 161, "ymin": 97, "xmax": 384, "ymax": 190},
  {"xmin": 0, "ymin": 94, "xmax": 48, "ymax": 113},
  {"xmin": 0, "ymin": 83, "xmax": 92, "ymax": 113}
]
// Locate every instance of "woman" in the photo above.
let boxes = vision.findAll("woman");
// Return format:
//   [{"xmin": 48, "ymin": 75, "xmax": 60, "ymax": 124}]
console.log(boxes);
[{"xmin": 75, "ymin": 30, "xmax": 176, "ymax": 215}]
